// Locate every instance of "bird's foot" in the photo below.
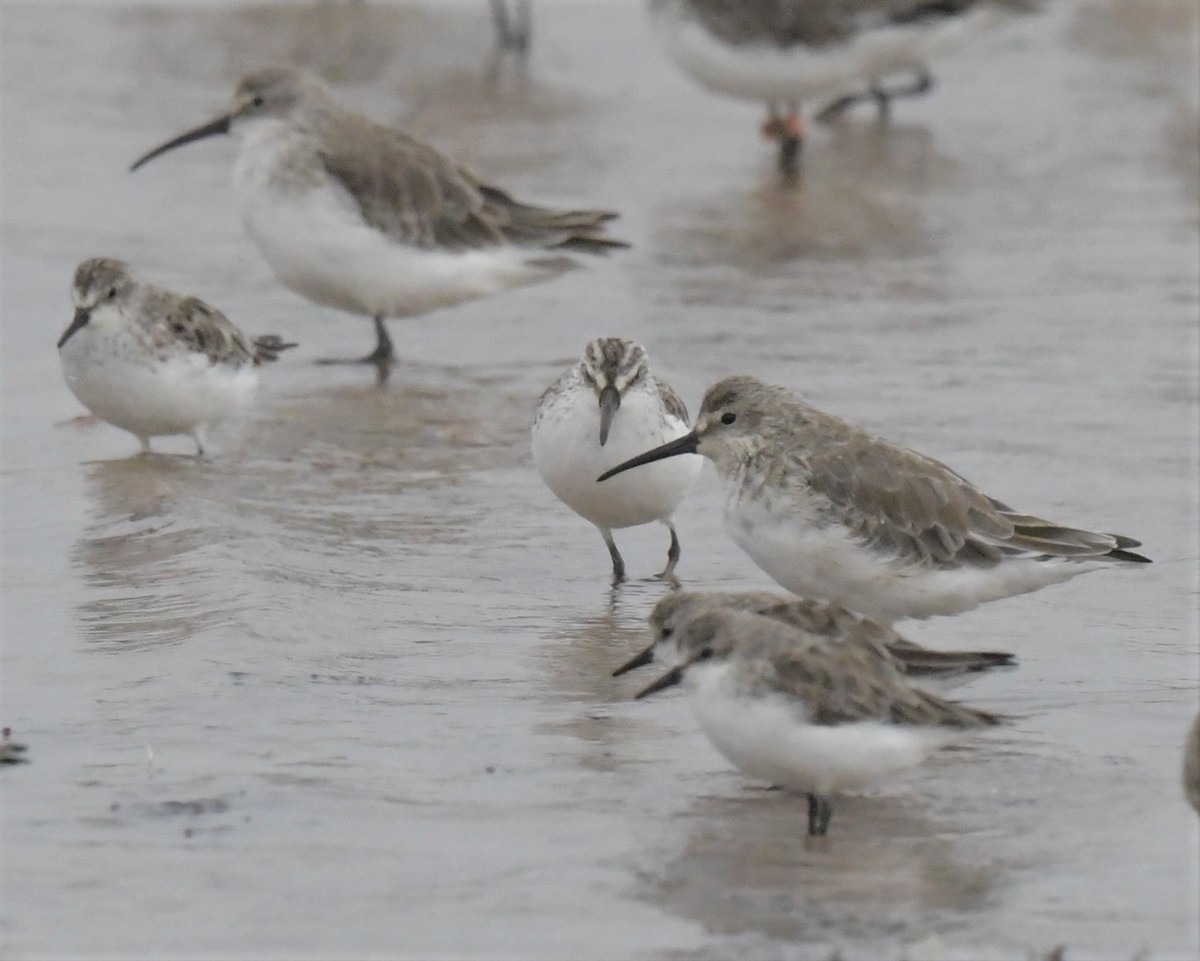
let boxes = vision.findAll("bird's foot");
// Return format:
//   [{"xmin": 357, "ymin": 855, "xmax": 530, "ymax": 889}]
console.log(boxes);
[{"xmin": 55, "ymin": 413, "xmax": 100, "ymax": 429}]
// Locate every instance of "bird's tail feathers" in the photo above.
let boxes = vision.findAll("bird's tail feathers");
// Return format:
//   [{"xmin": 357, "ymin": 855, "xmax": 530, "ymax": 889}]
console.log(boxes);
[{"xmin": 252, "ymin": 335, "xmax": 298, "ymax": 365}]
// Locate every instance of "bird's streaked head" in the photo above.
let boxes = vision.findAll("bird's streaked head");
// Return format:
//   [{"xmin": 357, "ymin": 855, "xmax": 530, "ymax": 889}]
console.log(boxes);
[
  {"xmin": 578, "ymin": 338, "xmax": 649, "ymax": 446},
  {"xmin": 60, "ymin": 258, "xmax": 136, "ymax": 348}
]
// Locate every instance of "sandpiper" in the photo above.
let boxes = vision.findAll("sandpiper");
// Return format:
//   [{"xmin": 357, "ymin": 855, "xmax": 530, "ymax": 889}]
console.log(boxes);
[
  {"xmin": 634, "ymin": 607, "xmax": 1003, "ymax": 835},
  {"xmin": 613, "ymin": 589, "xmax": 1015, "ymax": 684},
  {"xmin": 533, "ymin": 338, "xmax": 702, "ymax": 581},
  {"xmin": 130, "ymin": 66, "xmax": 626, "ymax": 376},
  {"xmin": 58, "ymin": 258, "xmax": 293, "ymax": 456},
  {"xmin": 599, "ymin": 375, "xmax": 1150, "ymax": 622},
  {"xmin": 1, "ymin": 728, "xmax": 28, "ymax": 766},
  {"xmin": 1185, "ymin": 714, "xmax": 1200, "ymax": 816},
  {"xmin": 647, "ymin": 0, "xmax": 1034, "ymax": 174}
]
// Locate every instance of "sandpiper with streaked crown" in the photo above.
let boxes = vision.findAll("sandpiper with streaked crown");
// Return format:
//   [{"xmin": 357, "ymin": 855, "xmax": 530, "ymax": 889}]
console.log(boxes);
[
  {"xmin": 599, "ymin": 375, "xmax": 1149, "ymax": 622},
  {"xmin": 648, "ymin": 0, "xmax": 1036, "ymax": 175},
  {"xmin": 533, "ymin": 338, "xmax": 702, "ymax": 581},
  {"xmin": 58, "ymin": 258, "xmax": 293, "ymax": 456},
  {"xmin": 633, "ymin": 607, "xmax": 1004, "ymax": 835},
  {"xmin": 130, "ymin": 66, "xmax": 627, "ymax": 377},
  {"xmin": 613, "ymin": 589, "xmax": 1016, "ymax": 686}
]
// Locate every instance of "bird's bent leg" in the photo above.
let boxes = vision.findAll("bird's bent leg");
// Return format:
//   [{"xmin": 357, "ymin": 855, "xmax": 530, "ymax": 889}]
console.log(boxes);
[
  {"xmin": 657, "ymin": 522, "xmax": 682, "ymax": 580},
  {"xmin": 602, "ymin": 528, "xmax": 626, "ymax": 583},
  {"xmin": 315, "ymin": 315, "xmax": 396, "ymax": 380}
]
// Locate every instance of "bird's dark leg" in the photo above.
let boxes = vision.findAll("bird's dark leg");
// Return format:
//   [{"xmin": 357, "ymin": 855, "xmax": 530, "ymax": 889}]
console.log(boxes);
[
  {"xmin": 763, "ymin": 102, "xmax": 804, "ymax": 177},
  {"xmin": 870, "ymin": 68, "xmax": 932, "ymax": 121},
  {"xmin": 657, "ymin": 522, "xmax": 682, "ymax": 580},
  {"xmin": 513, "ymin": 0, "xmax": 532, "ymax": 54},
  {"xmin": 871, "ymin": 83, "xmax": 893, "ymax": 123},
  {"xmin": 601, "ymin": 529, "xmax": 626, "ymax": 584},
  {"xmin": 491, "ymin": 0, "xmax": 531, "ymax": 55},
  {"xmin": 806, "ymin": 793, "xmax": 833, "ymax": 836},
  {"xmin": 315, "ymin": 315, "xmax": 396, "ymax": 380},
  {"xmin": 815, "ymin": 93, "xmax": 861, "ymax": 124},
  {"xmin": 819, "ymin": 68, "xmax": 934, "ymax": 124},
  {"xmin": 367, "ymin": 316, "xmax": 396, "ymax": 367}
]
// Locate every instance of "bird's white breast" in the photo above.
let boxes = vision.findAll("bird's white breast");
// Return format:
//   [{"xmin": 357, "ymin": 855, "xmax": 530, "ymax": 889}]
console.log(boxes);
[
  {"xmin": 59, "ymin": 323, "xmax": 256, "ymax": 441},
  {"xmin": 533, "ymin": 383, "xmax": 702, "ymax": 530}
]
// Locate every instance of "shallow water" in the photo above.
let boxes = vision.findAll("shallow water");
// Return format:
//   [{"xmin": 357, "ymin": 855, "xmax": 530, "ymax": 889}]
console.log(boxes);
[{"xmin": 1, "ymin": 1, "xmax": 1198, "ymax": 958}]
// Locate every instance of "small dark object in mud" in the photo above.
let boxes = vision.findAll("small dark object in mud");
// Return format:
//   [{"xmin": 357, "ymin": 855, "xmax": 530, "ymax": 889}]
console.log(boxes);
[
  {"xmin": 152, "ymin": 798, "xmax": 231, "ymax": 817},
  {"xmin": 1, "ymin": 727, "xmax": 29, "ymax": 765}
]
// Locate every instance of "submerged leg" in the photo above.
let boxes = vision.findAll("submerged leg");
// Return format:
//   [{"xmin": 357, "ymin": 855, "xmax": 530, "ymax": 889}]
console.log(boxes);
[
  {"xmin": 316, "ymin": 315, "xmax": 396, "ymax": 376},
  {"xmin": 806, "ymin": 793, "xmax": 833, "ymax": 836},
  {"xmin": 191, "ymin": 427, "xmax": 207, "ymax": 457},
  {"xmin": 601, "ymin": 528, "xmax": 626, "ymax": 583},
  {"xmin": 657, "ymin": 522, "xmax": 682, "ymax": 580}
]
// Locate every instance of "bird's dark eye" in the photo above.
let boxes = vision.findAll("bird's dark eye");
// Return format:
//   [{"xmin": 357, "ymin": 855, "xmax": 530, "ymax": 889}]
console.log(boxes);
[
  {"xmin": 660, "ymin": 627, "xmax": 673, "ymax": 640},
  {"xmin": 251, "ymin": 95, "xmax": 264, "ymax": 108},
  {"xmin": 697, "ymin": 647, "xmax": 714, "ymax": 661},
  {"xmin": 720, "ymin": 412, "xmax": 737, "ymax": 425},
  {"xmin": 107, "ymin": 287, "xmax": 117, "ymax": 300}
]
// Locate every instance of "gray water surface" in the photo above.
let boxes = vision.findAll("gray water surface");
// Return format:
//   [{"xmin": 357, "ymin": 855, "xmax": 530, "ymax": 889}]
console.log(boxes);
[{"xmin": 2, "ymin": 1, "xmax": 1198, "ymax": 958}]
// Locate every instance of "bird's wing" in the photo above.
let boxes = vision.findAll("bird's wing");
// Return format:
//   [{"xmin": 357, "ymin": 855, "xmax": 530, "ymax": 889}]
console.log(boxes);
[
  {"xmin": 318, "ymin": 117, "xmax": 624, "ymax": 253},
  {"xmin": 763, "ymin": 637, "xmax": 1000, "ymax": 728},
  {"xmin": 795, "ymin": 418, "xmax": 1016, "ymax": 566},
  {"xmin": 318, "ymin": 121, "xmax": 506, "ymax": 251},
  {"xmin": 656, "ymin": 378, "xmax": 691, "ymax": 425},
  {"xmin": 675, "ymin": 0, "xmax": 1026, "ymax": 49},
  {"xmin": 788, "ymin": 409, "xmax": 1142, "ymax": 564},
  {"xmin": 757, "ymin": 598, "xmax": 905, "ymax": 646},
  {"xmin": 150, "ymin": 294, "xmax": 256, "ymax": 366}
]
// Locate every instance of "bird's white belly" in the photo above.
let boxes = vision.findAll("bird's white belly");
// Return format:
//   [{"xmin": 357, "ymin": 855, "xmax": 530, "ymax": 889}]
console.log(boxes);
[
  {"xmin": 60, "ymin": 333, "xmax": 256, "ymax": 441},
  {"xmin": 533, "ymin": 391, "xmax": 702, "ymax": 530},
  {"xmin": 652, "ymin": 1, "xmax": 998, "ymax": 105},
  {"xmin": 726, "ymin": 493, "xmax": 1106, "ymax": 622},
  {"xmin": 232, "ymin": 133, "xmax": 556, "ymax": 319},
  {"xmin": 691, "ymin": 665, "xmax": 942, "ymax": 794}
]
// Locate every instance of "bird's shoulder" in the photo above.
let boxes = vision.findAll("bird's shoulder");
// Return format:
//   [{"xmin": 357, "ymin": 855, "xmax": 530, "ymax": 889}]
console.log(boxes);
[
  {"xmin": 779, "ymin": 409, "xmax": 1015, "ymax": 566},
  {"xmin": 759, "ymin": 635, "xmax": 995, "ymax": 728},
  {"xmin": 316, "ymin": 112, "xmax": 505, "ymax": 251},
  {"xmin": 653, "ymin": 377, "xmax": 691, "ymax": 425},
  {"xmin": 147, "ymin": 291, "xmax": 255, "ymax": 365}
]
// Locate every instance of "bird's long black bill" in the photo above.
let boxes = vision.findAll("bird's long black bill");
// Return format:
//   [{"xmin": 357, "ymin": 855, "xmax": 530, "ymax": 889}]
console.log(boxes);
[
  {"xmin": 633, "ymin": 664, "xmax": 685, "ymax": 700},
  {"xmin": 598, "ymin": 385, "xmax": 620, "ymax": 446},
  {"xmin": 130, "ymin": 114, "xmax": 232, "ymax": 172},
  {"xmin": 611, "ymin": 644, "xmax": 655, "ymax": 677},
  {"xmin": 57, "ymin": 308, "xmax": 90, "ymax": 349},
  {"xmin": 597, "ymin": 430, "xmax": 699, "ymax": 482}
]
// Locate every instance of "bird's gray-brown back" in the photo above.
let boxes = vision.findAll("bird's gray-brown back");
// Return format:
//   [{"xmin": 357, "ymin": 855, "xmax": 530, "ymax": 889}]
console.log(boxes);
[
  {"xmin": 660, "ymin": 0, "xmax": 1032, "ymax": 49},
  {"xmin": 684, "ymin": 609, "xmax": 1001, "ymax": 729}
]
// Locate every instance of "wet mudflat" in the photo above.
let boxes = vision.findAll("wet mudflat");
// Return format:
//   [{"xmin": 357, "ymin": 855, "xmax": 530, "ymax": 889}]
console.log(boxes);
[{"xmin": 1, "ymin": 1, "xmax": 1197, "ymax": 958}]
